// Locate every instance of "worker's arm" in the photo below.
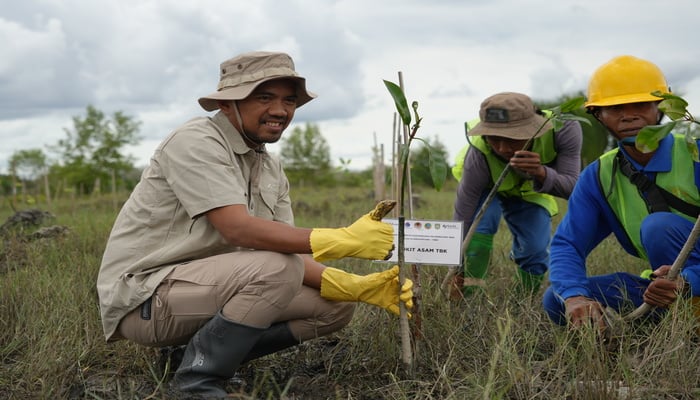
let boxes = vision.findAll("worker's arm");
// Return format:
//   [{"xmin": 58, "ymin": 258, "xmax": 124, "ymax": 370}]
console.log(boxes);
[{"xmin": 207, "ymin": 204, "xmax": 312, "ymax": 253}]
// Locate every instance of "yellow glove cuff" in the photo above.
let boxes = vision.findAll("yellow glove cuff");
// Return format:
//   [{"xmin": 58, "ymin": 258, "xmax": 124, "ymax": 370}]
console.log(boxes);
[{"xmin": 319, "ymin": 267, "xmax": 361, "ymax": 302}]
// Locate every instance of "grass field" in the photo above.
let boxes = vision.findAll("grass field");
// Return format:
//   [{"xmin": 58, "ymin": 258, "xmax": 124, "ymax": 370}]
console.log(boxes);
[{"xmin": 1, "ymin": 183, "xmax": 700, "ymax": 399}]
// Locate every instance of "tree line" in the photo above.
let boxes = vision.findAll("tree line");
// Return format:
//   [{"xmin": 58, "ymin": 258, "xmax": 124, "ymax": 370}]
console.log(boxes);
[
  {"xmin": 2, "ymin": 96, "xmax": 611, "ymax": 206},
  {"xmin": 3, "ymin": 105, "xmax": 142, "ymax": 205}
]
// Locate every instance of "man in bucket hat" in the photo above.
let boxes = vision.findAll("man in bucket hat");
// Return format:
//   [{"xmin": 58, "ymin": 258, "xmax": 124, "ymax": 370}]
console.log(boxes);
[
  {"xmin": 97, "ymin": 51, "xmax": 413, "ymax": 397},
  {"xmin": 447, "ymin": 92, "xmax": 582, "ymax": 299}
]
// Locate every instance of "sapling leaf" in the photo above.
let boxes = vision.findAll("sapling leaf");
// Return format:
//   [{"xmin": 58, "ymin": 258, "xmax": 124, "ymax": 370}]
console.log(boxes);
[
  {"xmin": 547, "ymin": 97, "xmax": 585, "ymax": 126},
  {"xmin": 413, "ymin": 137, "xmax": 447, "ymax": 191},
  {"xmin": 384, "ymin": 80, "xmax": 412, "ymax": 126},
  {"xmin": 559, "ymin": 96, "xmax": 586, "ymax": 113},
  {"xmin": 651, "ymin": 91, "xmax": 689, "ymax": 121},
  {"xmin": 650, "ymin": 91, "xmax": 680, "ymax": 100},
  {"xmin": 428, "ymin": 153, "xmax": 447, "ymax": 191},
  {"xmin": 558, "ymin": 114, "xmax": 592, "ymax": 126},
  {"xmin": 636, "ymin": 92, "xmax": 697, "ymax": 154},
  {"xmin": 635, "ymin": 122, "xmax": 677, "ymax": 153},
  {"xmin": 661, "ymin": 102, "xmax": 689, "ymax": 121},
  {"xmin": 550, "ymin": 119, "xmax": 564, "ymax": 132},
  {"xmin": 412, "ymin": 137, "xmax": 427, "ymax": 146}
]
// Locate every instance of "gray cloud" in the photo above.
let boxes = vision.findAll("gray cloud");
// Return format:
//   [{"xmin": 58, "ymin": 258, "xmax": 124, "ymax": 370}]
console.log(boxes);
[{"xmin": 1, "ymin": 0, "xmax": 699, "ymax": 173}]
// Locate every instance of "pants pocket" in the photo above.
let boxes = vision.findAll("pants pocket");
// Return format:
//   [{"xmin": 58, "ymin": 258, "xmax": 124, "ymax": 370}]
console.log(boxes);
[{"xmin": 153, "ymin": 280, "xmax": 218, "ymax": 346}]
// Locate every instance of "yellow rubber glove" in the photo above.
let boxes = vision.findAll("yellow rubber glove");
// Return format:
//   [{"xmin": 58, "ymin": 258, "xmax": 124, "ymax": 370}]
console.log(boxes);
[
  {"xmin": 310, "ymin": 214, "xmax": 394, "ymax": 262},
  {"xmin": 320, "ymin": 265, "xmax": 414, "ymax": 316}
]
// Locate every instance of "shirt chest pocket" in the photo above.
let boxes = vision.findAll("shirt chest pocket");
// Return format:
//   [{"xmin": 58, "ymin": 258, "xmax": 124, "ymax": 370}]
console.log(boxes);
[{"xmin": 255, "ymin": 173, "xmax": 280, "ymax": 219}]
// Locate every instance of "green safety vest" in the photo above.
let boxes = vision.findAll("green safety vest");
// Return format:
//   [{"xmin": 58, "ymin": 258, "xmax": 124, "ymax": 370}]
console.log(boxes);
[
  {"xmin": 452, "ymin": 119, "xmax": 480, "ymax": 180},
  {"xmin": 597, "ymin": 134, "xmax": 700, "ymax": 260},
  {"xmin": 469, "ymin": 129, "xmax": 559, "ymax": 216},
  {"xmin": 451, "ymin": 144, "xmax": 471, "ymax": 181}
]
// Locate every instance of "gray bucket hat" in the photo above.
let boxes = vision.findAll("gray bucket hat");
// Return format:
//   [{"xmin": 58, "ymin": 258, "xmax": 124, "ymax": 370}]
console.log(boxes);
[
  {"xmin": 198, "ymin": 51, "xmax": 317, "ymax": 111},
  {"xmin": 468, "ymin": 92, "xmax": 552, "ymax": 139}
]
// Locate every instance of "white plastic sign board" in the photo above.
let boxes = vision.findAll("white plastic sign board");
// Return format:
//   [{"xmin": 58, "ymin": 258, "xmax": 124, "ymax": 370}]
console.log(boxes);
[{"xmin": 382, "ymin": 219, "xmax": 463, "ymax": 266}]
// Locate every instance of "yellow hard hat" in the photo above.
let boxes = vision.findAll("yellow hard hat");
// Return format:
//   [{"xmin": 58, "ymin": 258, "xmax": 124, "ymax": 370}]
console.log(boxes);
[{"xmin": 585, "ymin": 55, "xmax": 671, "ymax": 108}]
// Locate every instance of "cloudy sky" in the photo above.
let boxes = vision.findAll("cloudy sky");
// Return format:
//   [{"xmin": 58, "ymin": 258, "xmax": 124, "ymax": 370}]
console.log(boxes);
[{"xmin": 2, "ymin": 0, "xmax": 699, "ymax": 174}]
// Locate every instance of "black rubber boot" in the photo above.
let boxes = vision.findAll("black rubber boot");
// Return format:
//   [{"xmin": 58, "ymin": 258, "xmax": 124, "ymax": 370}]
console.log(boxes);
[
  {"xmin": 242, "ymin": 322, "xmax": 300, "ymax": 363},
  {"xmin": 164, "ymin": 323, "xmax": 299, "ymax": 387},
  {"xmin": 171, "ymin": 312, "xmax": 265, "ymax": 398}
]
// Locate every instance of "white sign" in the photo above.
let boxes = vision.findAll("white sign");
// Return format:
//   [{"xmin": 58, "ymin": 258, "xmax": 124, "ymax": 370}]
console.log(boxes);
[{"xmin": 381, "ymin": 219, "xmax": 463, "ymax": 266}]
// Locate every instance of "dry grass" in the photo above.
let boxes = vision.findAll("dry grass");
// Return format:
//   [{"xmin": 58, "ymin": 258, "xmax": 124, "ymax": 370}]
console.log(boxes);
[{"xmin": 1, "ymin": 184, "xmax": 700, "ymax": 399}]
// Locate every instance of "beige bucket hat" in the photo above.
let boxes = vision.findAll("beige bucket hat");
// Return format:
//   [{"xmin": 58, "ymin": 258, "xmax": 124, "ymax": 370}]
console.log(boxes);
[
  {"xmin": 198, "ymin": 51, "xmax": 317, "ymax": 111},
  {"xmin": 468, "ymin": 92, "xmax": 552, "ymax": 139}
]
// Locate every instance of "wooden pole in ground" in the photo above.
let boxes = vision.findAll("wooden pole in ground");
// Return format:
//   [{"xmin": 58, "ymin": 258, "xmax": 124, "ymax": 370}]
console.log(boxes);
[{"xmin": 372, "ymin": 132, "xmax": 386, "ymax": 203}]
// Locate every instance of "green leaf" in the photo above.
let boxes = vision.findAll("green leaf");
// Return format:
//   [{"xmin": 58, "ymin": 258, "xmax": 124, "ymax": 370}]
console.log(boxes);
[
  {"xmin": 550, "ymin": 119, "xmax": 564, "ymax": 132},
  {"xmin": 651, "ymin": 91, "xmax": 689, "ymax": 121},
  {"xmin": 428, "ymin": 154, "xmax": 447, "ymax": 191},
  {"xmin": 412, "ymin": 137, "xmax": 427, "ymax": 146},
  {"xmin": 659, "ymin": 98, "xmax": 689, "ymax": 121},
  {"xmin": 635, "ymin": 122, "xmax": 677, "ymax": 153},
  {"xmin": 383, "ymin": 80, "xmax": 412, "ymax": 126},
  {"xmin": 548, "ymin": 106, "xmax": 562, "ymax": 116},
  {"xmin": 685, "ymin": 133, "xmax": 699, "ymax": 162},
  {"xmin": 559, "ymin": 97, "xmax": 586, "ymax": 113},
  {"xmin": 651, "ymin": 90, "xmax": 685, "ymax": 101},
  {"xmin": 409, "ymin": 137, "xmax": 447, "ymax": 190},
  {"xmin": 558, "ymin": 114, "xmax": 592, "ymax": 126}
]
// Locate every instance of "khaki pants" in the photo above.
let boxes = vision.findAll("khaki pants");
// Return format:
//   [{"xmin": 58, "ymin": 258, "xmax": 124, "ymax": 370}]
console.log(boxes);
[{"xmin": 118, "ymin": 250, "xmax": 355, "ymax": 347}]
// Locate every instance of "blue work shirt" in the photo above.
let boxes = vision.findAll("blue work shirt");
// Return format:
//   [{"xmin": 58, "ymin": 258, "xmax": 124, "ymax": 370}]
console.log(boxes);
[{"xmin": 549, "ymin": 134, "xmax": 700, "ymax": 300}]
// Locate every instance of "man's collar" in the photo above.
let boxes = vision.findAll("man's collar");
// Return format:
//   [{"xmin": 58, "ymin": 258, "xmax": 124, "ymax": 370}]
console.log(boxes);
[{"xmin": 212, "ymin": 111, "xmax": 265, "ymax": 155}]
